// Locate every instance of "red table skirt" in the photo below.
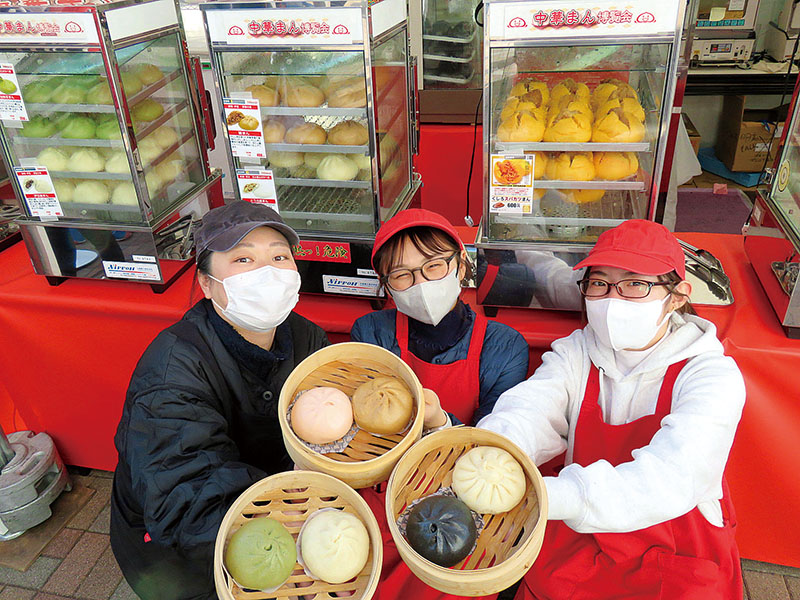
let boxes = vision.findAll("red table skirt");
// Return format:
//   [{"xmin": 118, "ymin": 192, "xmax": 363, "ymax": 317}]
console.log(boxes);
[{"xmin": 1, "ymin": 232, "xmax": 799, "ymax": 568}]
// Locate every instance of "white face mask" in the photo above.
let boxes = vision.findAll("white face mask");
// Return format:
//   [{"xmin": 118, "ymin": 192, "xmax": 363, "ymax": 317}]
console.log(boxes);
[
  {"xmin": 390, "ymin": 267, "xmax": 462, "ymax": 326},
  {"xmin": 209, "ymin": 265, "xmax": 301, "ymax": 332},
  {"xmin": 586, "ymin": 295, "xmax": 672, "ymax": 351}
]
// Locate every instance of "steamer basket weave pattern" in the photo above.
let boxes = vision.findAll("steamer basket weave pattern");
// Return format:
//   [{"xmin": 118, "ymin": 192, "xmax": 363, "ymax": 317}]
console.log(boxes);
[
  {"xmin": 214, "ymin": 470, "xmax": 382, "ymax": 600},
  {"xmin": 278, "ymin": 342, "xmax": 425, "ymax": 489},
  {"xmin": 386, "ymin": 427, "xmax": 548, "ymax": 597}
]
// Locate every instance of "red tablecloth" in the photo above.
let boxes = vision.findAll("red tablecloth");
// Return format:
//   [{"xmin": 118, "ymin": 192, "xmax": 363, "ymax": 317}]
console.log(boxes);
[{"xmin": 1, "ymin": 232, "xmax": 798, "ymax": 568}]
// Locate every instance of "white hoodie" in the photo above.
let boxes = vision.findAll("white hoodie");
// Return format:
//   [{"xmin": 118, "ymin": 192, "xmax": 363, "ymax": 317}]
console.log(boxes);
[{"xmin": 477, "ymin": 312, "xmax": 746, "ymax": 534}]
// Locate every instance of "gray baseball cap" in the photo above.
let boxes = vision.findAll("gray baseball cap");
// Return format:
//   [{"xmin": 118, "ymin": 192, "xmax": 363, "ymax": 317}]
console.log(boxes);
[{"xmin": 194, "ymin": 200, "xmax": 299, "ymax": 256}]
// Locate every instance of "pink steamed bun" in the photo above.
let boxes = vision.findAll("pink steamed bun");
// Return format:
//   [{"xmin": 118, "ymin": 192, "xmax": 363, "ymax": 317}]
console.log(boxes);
[{"xmin": 291, "ymin": 387, "xmax": 353, "ymax": 444}]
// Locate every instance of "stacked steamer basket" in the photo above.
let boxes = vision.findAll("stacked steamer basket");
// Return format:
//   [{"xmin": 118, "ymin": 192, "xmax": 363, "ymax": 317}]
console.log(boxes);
[
  {"xmin": 278, "ymin": 342, "xmax": 425, "ymax": 489},
  {"xmin": 386, "ymin": 427, "xmax": 547, "ymax": 596},
  {"xmin": 214, "ymin": 470, "xmax": 382, "ymax": 600}
]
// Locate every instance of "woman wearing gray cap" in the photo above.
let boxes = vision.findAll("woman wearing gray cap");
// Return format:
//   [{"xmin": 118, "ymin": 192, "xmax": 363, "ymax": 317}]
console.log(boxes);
[{"xmin": 110, "ymin": 200, "xmax": 328, "ymax": 600}]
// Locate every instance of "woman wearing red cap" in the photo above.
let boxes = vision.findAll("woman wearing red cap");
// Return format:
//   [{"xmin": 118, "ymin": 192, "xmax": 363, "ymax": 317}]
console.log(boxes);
[
  {"xmin": 351, "ymin": 208, "xmax": 529, "ymax": 600},
  {"xmin": 479, "ymin": 219, "xmax": 745, "ymax": 599}
]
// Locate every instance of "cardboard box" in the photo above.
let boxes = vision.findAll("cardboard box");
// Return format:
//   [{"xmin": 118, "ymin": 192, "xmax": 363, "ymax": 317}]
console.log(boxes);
[
  {"xmin": 717, "ymin": 96, "xmax": 787, "ymax": 172},
  {"xmin": 682, "ymin": 112, "xmax": 701, "ymax": 155}
]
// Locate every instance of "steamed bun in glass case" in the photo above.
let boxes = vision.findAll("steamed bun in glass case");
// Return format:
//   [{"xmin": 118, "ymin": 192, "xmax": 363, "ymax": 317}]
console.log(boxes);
[
  {"xmin": 299, "ymin": 509, "xmax": 370, "ymax": 583},
  {"xmin": 452, "ymin": 446, "xmax": 526, "ymax": 514}
]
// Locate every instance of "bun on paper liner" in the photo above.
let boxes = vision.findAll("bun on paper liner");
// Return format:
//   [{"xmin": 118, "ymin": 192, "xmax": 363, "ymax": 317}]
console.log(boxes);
[
  {"xmin": 405, "ymin": 494, "xmax": 477, "ymax": 567},
  {"xmin": 224, "ymin": 517, "xmax": 297, "ymax": 591},
  {"xmin": 297, "ymin": 508, "xmax": 370, "ymax": 583},
  {"xmin": 351, "ymin": 375, "xmax": 413, "ymax": 435},
  {"xmin": 290, "ymin": 387, "xmax": 354, "ymax": 445},
  {"xmin": 451, "ymin": 446, "xmax": 526, "ymax": 514}
]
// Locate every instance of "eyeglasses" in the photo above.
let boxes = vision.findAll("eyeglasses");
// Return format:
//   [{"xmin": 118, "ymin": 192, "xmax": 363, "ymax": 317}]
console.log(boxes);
[
  {"xmin": 382, "ymin": 253, "xmax": 459, "ymax": 292},
  {"xmin": 577, "ymin": 278, "xmax": 670, "ymax": 299}
]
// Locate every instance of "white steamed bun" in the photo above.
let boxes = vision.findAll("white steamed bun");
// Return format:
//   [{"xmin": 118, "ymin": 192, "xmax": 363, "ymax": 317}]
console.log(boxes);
[
  {"xmin": 300, "ymin": 509, "xmax": 369, "ymax": 584},
  {"xmin": 452, "ymin": 446, "xmax": 525, "ymax": 514}
]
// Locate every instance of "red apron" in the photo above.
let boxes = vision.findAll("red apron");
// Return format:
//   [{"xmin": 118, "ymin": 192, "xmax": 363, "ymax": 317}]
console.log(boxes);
[
  {"xmin": 517, "ymin": 360, "xmax": 742, "ymax": 600},
  {"xmin": 362, "ymin": 309, "xmax": 495, "ymax": 600}
]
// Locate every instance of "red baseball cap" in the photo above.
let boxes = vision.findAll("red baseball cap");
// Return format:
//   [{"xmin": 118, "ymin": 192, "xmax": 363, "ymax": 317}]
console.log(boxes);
[
  {"xmin": 573, "ymin": 219, "xmax": 686, "ymax": 279},
  {"xmin": 371, "ymin": 209, "xmax": 464, "ymax": 270}
]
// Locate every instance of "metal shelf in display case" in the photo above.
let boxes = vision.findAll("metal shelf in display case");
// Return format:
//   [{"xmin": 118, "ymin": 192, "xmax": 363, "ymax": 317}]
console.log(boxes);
[
  {"xmin": 201, "ymin": 0, "xmax": 421, "ymax": 299},
  {"xmin": 475, "ymin": 0, "xmax": 685, "ymax": 312},
  {"xmin": 0, "ymin": 0, "xmax": 222, "ymax": 290}
]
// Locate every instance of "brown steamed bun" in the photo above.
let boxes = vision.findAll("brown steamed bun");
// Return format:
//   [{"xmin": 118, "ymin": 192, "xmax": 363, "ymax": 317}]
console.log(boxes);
[
  {"xmin": 496, "ymin": 110, "xmax": 545, "ymax": 143},
  {"xmin": 286, "ymin": 122, "xmax": 327, "ymax": 145},
  {"xmin": 327, "ymin": 77, "xmax": 367, "ymax": 108},
  {"xmin": 281, "ymin": 79, "xmax": 325, "ymax": 107},
  {"xmin": 592, "ymin": 108, "xmax": 645, "ymax": 143},
  {"xmin": 510, "ymin": 79, "xmax": 550, "ymax": 105},
  {"xmin": 593, "ymin": 151, "xmax": 639, "ymax": 180},
  {"xmin": 262, "ymin": 119, "xmax": 286, "ymax": 143},
  {"xmin": 550, "ymin": 78, "xmax": 590, "ymax": 105},
  {"xmin": 291, "ymin": 387, "xmax": 354, "ymax": 445},
  {"xmin": 352, "ymin": 376, "xmax": 414, "ymax": 435},
  {"xmin": 545, "ymin": 152, "xmax": 595, "ymax": 181},
  {"xmin": 543, "ymin": 109, "xmax": 592, "ymax": 143},
  {"xmin": 328, "ymin": 120, "xmax": 369, "ymax": 146},
  {"xmin": 246, "ymin": 84, "xmax": 279, "ymax": 107}
]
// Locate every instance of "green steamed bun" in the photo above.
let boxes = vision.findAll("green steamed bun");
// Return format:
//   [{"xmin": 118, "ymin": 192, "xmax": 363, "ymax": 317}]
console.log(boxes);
[{"xmin": 224, "ymin": 517, "xmax": 296, "ymax": 590}]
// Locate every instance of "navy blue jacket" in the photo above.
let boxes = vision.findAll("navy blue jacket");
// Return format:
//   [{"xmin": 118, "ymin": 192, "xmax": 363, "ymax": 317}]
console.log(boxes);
[{"xmin": 350, "ymin": 306, "xmax": 529, "ymax": 425}]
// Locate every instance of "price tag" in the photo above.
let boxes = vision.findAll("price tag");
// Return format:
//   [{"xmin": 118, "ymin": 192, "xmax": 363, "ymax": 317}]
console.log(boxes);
[
  {"xmin": 224, "ymin": 98, "xmax": 266, "ymax": 159},
  {"xmin": 236, "ymin": 169, "xmax": 278, "ymax": 210},
  {"xmin": 0, "ymin": 64, "xmax": 27, "ymax": 122},
  {"xmin": 489, "ymin": 154, "xmax": 535, "ymax": 215},
  {"xmin": 14, "ymin": 166, "xmax": 62, "ymax": 219}
]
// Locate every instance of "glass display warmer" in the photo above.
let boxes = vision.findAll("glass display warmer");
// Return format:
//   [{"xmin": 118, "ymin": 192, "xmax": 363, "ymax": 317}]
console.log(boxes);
[
  {"xmin": 744, "ymin": 73, "xmax": 800, "ymax": 339},
  {"xmin": 0, "ymin": 0, "xmax": 222, "ymax": 291},
  {"xmin": 201, "ymin": 0, "xmax": 421, "ymax": 298},
  {"xmin": 0, "ymin": 155, "xmax": 20, "ymax": 251},
  {"xmin": 475, "ymin": 0, "xmax": 685, "ymax": 312},
  {"xmin": 408, "ymin": 0, "xmax": 483, "ymax": 123}
]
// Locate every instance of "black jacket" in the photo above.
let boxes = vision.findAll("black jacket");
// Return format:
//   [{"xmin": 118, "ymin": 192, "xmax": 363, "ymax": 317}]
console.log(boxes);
[{"xmin": 110, "ymin": 300, "xmax": 328, "ymax": 600}]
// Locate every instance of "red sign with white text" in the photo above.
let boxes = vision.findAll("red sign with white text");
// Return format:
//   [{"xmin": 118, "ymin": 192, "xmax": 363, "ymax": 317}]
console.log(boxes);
[{"xmin": 293, "ymin": 241, "xmax": 352, "ymax": 263}]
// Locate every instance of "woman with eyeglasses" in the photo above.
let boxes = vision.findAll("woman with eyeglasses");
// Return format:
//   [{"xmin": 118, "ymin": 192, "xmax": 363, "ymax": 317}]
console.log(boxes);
[
  {"xmin": 478, "ymin": 219, "xmax": 745, "ymax": 599},
  {"xmin": 351, "ymin": 208, "xmax": 529, "ymax": 600}
]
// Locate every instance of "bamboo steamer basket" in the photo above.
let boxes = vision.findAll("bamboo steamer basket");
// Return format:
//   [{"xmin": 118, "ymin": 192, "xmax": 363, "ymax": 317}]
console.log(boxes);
[
  {"xmin": 214, "ymin": 470, "xmax": 383, "ymax": 600},
  {"xmin": 278, "ymin": 342, "xmax": 425, "ymax": 489},
  {"xmin": 386, "ymin": 426, "xmax": 548, "ymax": 597}
]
